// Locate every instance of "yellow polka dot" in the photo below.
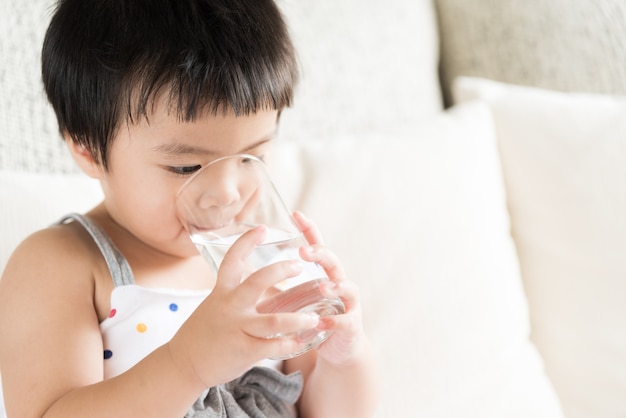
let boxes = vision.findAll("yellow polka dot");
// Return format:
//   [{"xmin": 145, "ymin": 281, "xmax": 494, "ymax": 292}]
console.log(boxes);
[{"xmin": 136, "ymin": 323, "xmax": 147, "ymax": 333}]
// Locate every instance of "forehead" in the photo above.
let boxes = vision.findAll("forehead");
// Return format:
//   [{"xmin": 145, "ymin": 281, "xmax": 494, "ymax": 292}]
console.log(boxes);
[{"xmin": 119, "ymin": 103, "xmax": 279, "ymax": 156}]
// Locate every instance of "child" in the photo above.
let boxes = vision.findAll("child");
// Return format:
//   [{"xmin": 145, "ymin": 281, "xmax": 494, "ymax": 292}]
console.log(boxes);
[{"xmin": 0, "ymin": 0, "xmax": 378, "ymax": 416}]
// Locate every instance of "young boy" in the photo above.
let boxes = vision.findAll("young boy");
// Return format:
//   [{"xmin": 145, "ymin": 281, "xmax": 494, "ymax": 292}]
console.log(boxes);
[{"xmin": 0, "ymin": 0, "xmax": 378, "ymax": 417}]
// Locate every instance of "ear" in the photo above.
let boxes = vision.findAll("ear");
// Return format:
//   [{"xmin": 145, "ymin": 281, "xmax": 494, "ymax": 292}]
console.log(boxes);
[{"xmin": 64, "ymin": 134, "xmax": 103, "ymax": 179}]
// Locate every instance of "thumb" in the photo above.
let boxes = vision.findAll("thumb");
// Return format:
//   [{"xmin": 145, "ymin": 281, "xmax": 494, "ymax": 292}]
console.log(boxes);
[{"xmin": 214, "ymin": 225, "xmax": 267, "ymax": 290}]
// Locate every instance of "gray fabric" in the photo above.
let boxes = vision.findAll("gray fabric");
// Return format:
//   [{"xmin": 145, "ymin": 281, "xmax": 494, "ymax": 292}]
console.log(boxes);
[
  {"xmin": 436, "ymin": 0, "xmax": 626, "ymax": 106},
  {"xmin": 187, "ymin": 367, "xmax": 303, "ymax": 418},
  {"xmin": 58, "ymin": 213, "xmax": 134, "ymax": 286}
]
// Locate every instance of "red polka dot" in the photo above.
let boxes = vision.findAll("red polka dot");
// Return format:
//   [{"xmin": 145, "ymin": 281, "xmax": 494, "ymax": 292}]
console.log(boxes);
[{"xmin": 109, "ymin": 309, "xmax": 117, "ymax": 318}]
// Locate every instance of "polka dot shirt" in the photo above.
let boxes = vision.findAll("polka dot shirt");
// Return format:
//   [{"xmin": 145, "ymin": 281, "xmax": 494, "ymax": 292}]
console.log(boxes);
[{"xmin": 100, "ymin": 285, "xmax": 209, "ymax": 379}]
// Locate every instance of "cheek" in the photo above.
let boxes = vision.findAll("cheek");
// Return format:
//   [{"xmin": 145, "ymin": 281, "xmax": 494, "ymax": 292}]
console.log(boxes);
[
  {"xmin": 118, "ymin": 176, "xmax": 163, "ymax": 209},
  {"xmin": 107, "ymin": 175, "xmax": 179, "ymax": 229}
]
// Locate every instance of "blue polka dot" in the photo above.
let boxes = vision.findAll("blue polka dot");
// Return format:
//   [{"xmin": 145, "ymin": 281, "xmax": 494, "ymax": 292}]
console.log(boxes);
[
  {"xmin": 169, "ymin": 303, "xmax": 178, "ymax": 312},
  {"xmin": 104, "ymin": 350, "xmax": 113, "ymax": 360}
]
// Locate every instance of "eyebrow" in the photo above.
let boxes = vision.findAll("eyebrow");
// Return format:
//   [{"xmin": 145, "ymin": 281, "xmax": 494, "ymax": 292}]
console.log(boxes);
[
  {"xmin": 152, "ymin": 143, "xmax": 214, "ymax": 156},
  {"xmin": 152, "ymin": 136, "xmax": 274, "ymax": 156}
]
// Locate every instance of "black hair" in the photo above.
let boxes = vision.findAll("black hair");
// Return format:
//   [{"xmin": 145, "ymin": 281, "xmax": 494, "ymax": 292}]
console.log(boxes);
[{"xmin": 42, "ymin": 0, "xmax": 299, "ymax": 169}]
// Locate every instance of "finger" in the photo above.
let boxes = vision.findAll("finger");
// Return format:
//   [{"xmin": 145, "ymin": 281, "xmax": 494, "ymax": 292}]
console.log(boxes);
[
  {"xmin": 237, "ymin": 259, "xmax": 304, "ymax": 305},
  {"xmin": 316, "ymin": 311, "xmax": 360, "ymax": 337},
  {"xmin": 262, "ymin": 337, "xmax": 306, "ymax": 360},
  {"xmin": 293, "ymin": 211, "xmax": 324, "ymax": 245},
  {"xmin": 244, "ymin": 312, "xmax": 320, "ymax": 339},
  {"xmin": 300, "ymin": 245, "xmax": 347, "ymax": 284},
  {"xmin": 217, "ymin": 225, "xmax": 267, "ymax": 289},
  {"xmin": 320, "ymin": 280, "xmax": 360, "ymax": 313}
]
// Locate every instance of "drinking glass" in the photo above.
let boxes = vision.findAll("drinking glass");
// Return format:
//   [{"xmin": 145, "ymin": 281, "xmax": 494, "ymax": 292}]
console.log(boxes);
[{"xmin": 175, "ymin": 154, "xmax": 345, "ymax": 359}]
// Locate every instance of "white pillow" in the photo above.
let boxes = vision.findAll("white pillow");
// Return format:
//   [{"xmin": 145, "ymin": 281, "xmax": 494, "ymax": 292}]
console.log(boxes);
[
  {"xmin": 453, "ymin": 77, "xmax": 626, "ymax": 418},
  {"xmin": 272, "ymin": 102, "xmax": 563, "ymax": 418},
  {"xmin": 0, "ymin": 171, "xmax": 103, "ymax": 274}
]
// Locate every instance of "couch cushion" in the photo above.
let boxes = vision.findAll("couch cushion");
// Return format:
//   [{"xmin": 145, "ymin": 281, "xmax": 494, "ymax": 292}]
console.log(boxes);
[
  {"xmin": 436, "ymin": 0, "xmax": 626, "ymax": 104},
  {"xmin": 454, "ymin": 76, "xmax": 626, "ymax": 418},
  {"xmin": 272, "ymin": 102, "xmax": 564, "ymax": 418}
]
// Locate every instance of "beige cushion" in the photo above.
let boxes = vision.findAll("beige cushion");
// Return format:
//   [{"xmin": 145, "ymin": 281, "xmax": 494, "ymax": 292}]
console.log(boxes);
[
  {"xmin": 436, "ymin": 0, "xmax": 626, "ymax": 103},
  {"xmin": 454, "ymin": 76, "xmax": 626, "ymax": 418}
]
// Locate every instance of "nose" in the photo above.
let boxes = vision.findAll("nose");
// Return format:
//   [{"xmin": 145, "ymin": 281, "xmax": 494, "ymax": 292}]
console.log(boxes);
[{"xmin": 197, "ymin": 159, "xmax": 242, "ymax": 209}]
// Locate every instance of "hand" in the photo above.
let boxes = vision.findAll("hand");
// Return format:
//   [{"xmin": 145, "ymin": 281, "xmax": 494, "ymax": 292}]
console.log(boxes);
[
  {"xmin": 293, "ymin": 212, "xmax": 368, "ymax": 366},
  {"xmin": 168, "ymin": 225, "xmax": 320, "ymax": 388}
]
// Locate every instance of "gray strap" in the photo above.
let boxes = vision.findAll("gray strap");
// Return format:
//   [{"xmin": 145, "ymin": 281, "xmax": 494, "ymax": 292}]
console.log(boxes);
[{"xmin": 59, "ymin": 213, "xmax": 135, "ymax": 287}]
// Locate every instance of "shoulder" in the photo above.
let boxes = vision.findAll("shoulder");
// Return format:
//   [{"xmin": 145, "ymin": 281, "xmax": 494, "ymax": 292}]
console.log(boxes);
[
  {"xmin": 0, "ymin": 220, "xmax": 106, "ymax": 309},
  {"xmin": 0, "ymin": 218, "xmax": 110, "ymax": 338},
  {"xmin": 3, "ymin": 220, "xmax": 101, "ymax": 279}
]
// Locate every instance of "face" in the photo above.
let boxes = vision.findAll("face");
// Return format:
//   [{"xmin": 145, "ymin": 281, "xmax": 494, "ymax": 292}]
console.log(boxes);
[{"xmin": 96, "ymin": 104, "xmax": 279, "ymax": 258}]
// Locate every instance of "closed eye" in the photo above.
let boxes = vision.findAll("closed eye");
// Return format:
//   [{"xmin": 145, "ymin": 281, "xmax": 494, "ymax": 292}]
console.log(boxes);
[
  {"xmin": 241, "ymin": 154, "xmax": 266, "ymax": 164},
  {"xmin": 168, "ymin": 165, "xmax": 202, "ymax": 175}
]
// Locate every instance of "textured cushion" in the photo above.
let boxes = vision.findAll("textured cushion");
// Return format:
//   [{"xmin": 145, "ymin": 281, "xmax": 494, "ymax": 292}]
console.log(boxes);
[
  {"xmin": 454, "ymin": 77, "xmax": 626, "ymax": 418},
  {"xmin": 275, "ymin": 0, "xmax": 443, "ymax": 140},
  {"xmin": 436, "ymin": 0, "xmax": 626, "ymax": 104},
  {"xmin": 273, "ymin": 102, "xmax": 563, "ymax": 418},
  {"xmin": 0, "ymin": 0, "xmax": 75, "ymax": 174}
]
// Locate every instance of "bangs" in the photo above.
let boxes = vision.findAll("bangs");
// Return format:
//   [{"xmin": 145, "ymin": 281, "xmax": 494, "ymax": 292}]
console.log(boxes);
[
  {"xmin": 126, "ymin": 48, "xmax": 297, "ymax": 123},
  {"xmin": 123, "ymin": 1, "xmax": 299, "ymax": 123}
]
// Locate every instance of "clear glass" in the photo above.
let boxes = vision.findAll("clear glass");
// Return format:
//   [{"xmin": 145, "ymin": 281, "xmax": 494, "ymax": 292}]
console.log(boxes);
[{"xmin": 175, "ymin": 154, "xmax": 344, "ymax": 359}]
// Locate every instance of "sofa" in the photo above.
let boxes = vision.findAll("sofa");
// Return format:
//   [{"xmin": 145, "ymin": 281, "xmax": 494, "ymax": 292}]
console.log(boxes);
[{"xmin": 1, "ymin": 1, "xmax": 625, "ymax": 417}]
